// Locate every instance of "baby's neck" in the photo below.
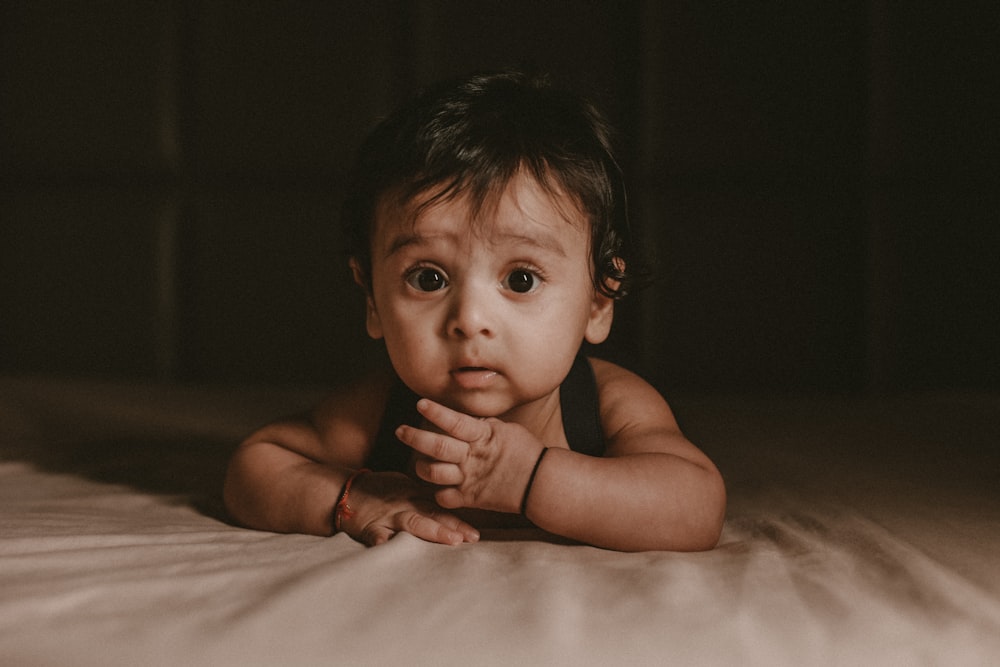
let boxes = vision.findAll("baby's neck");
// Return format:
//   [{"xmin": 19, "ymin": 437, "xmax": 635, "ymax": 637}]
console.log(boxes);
[{"xmin": 498, "ymin": 389, "xmax": 569, "ymax": 449}]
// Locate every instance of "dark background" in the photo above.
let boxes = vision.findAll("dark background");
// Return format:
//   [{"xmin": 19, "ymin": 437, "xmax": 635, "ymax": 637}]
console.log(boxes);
[{"xmin": 2, "ymin": 1, "xmax": 997, "ymax": 395}]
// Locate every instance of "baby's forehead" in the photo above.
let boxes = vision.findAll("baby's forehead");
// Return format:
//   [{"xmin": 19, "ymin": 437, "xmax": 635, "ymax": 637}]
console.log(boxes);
[{"xmin": 374, "ymin": 173, "xmax": 591, "ymax": 243}]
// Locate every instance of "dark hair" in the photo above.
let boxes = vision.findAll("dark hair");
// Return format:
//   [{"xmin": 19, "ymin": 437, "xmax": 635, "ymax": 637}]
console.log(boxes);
[{"xmin": 342, "ymin": 70, "xmax": 645, "ymax": 299}]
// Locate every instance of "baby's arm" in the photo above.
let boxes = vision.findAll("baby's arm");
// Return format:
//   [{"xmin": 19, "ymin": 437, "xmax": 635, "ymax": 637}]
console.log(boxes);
[
  {"xmin": 223, "ymin": 376, "xmax": 478, "ymax": 546},
  {"xmin": 398, "ymin": 358, "xmax": 725, "ymax": 551},
  {"xmin": 528, "ymin": 358, "xmax": 725, "ymax": 551}
]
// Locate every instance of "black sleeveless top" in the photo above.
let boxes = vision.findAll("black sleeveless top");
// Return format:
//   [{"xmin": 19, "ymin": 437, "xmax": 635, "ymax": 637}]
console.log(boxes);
[{"xmin": 365, "ymin": 354, "xmax": 605, "ymax": 471}]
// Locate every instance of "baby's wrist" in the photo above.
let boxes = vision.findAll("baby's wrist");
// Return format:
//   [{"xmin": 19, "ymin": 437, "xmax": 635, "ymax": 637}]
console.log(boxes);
[
  {"xmin": 518, "ymin": 448, "xmax": 550, "ymax": 517},
  {"xmin": 333, "ymin": 468, "xmax": 370, "ymax": 534}
]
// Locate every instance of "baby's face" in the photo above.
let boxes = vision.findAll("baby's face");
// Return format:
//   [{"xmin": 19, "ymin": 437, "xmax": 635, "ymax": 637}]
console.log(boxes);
[{"xmin": 363, "ymin": 172, "xmax": 613, "ymax": 420}]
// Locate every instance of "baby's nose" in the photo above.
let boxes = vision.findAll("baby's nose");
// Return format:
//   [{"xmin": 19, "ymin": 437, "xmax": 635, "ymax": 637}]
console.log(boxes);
[{"xmin": 446, "ymin": 283, "xmax": 495, "ymax": 339}]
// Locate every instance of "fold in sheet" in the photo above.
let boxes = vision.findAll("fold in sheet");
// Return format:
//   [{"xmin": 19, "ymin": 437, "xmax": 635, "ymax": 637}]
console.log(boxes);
[{"xmin": 1, "ymin": 379, "xmax": 998, "ymax": 665}]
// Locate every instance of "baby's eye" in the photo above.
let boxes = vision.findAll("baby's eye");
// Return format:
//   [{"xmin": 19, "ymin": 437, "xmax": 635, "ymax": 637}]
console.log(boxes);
[
  {"xmin": 505, "ymin": 269, "xmax": 539, "ymax": 294},
  {"xmin": 406, "ymin": 267, "xmax": 448, "ymax": 292}
]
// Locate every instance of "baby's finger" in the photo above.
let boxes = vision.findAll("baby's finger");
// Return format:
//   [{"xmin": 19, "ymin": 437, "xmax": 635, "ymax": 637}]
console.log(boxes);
[
  {"xmin": 400, "ymin": 511, "xmax": 466, "ymax": 546},
  {"xmin": 359, "ymin": 523, "xmax": 396, "ymax": 547},
  {"xmin": 428, "ymin": 510, "xmax": 480, "ymax": 543},
  {"xmin": 434, "ymin": 486, "xmax": 466, "ymax": 510},
  {"xmin": 413, "ymin": 458, "xmax": 464, "ymax": 485},
  {"xmin": 396, "ymin": 424, "xmax": 467, "ymax": 463},
  {"xmin": 416, "ymin": 398, "xmax": 490, "ymax": 442}
]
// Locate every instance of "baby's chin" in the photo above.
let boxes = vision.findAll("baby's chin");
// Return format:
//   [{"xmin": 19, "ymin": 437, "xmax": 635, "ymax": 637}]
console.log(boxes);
[
  {"xmin": 432, "ymin": 394, "xmax": 513, "ymax": 419},
  {"xmin": 403, "ymin": 375, "xmax": 558, "ymax": 420}
]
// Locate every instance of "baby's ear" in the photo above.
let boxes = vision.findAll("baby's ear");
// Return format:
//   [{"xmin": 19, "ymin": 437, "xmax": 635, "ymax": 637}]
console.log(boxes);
[
  {"xmin": 584, "ymin": 257, "xmax": 624, "ymax": 344},
  {"xmin": 349, "ymin": 258, "xmax": 384, "ymax": 340},
  {"xmin": 348, "ymin": 257, "xmax": 369, "ymax": 291},
  {"xmin": 584, "ymin": 288, "xmax": 615, "ymax": 344}
]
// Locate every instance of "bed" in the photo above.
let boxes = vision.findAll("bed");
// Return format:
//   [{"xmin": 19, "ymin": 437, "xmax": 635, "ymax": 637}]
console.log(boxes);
[{"xmin": 2, "ymin": 375, "xmax": 998, "ymax": 666}]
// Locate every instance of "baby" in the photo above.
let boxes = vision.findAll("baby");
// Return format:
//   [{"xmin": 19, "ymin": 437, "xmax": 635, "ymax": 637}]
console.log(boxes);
[{"xmin": 224, "ymin": 70, "xmax": 725, "ymax": 551}]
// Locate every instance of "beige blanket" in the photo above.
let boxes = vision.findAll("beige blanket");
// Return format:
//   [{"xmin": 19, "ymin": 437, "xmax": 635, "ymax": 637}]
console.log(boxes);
[{"xmin": 2, "ymin": 378, "xmax": 998, "ymax": 665}]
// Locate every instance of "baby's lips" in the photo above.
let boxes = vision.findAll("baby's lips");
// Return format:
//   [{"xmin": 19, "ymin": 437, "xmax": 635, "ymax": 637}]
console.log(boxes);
[{"xmin": 449, "ymin": 368, "xmax": 499, "ymax": 390}]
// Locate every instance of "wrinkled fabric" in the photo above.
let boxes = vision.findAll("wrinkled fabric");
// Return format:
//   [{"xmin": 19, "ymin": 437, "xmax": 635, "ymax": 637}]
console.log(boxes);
[{"xmin": 1, "ymin": 378, "xmax": 998, "ymax": 666}]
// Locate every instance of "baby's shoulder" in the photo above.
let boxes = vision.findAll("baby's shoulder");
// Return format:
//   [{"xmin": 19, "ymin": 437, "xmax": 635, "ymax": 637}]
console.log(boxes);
[
  {"xmin": 308, "ymin": 372, "xmax": 394, "ymax": 464},
  {"xmin": 587, "ymin": 356, "xmax": 658, "ymax": 396},
  {"xmin": 587, "ymin": 356, "xmax": 677, "ymax": 429}
]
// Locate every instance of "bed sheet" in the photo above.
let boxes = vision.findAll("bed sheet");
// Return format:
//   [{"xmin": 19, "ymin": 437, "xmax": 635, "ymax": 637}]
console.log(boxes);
[{"xmin": 1, "ymin": 377, "xmax": 999, "ymax": 666}]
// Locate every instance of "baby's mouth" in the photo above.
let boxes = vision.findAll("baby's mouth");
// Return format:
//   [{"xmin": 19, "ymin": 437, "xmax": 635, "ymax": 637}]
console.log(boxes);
[{"xmin": 450, "ymin": 367, "xmax": 499, "ymax": 389}]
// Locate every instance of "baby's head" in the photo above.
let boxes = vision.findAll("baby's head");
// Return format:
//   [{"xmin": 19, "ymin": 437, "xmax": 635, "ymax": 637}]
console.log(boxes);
[{"xmin": 343, "ymin": 70, "xmax": 642, "ymax": 299}]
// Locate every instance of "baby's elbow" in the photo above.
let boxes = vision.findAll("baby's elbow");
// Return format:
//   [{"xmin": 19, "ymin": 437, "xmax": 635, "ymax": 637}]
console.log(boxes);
[
  {"xmin": 222, "ymin": 447, "xmax": 258, "ymax": 528},
  {"xmin": 221, "ymin": 459, "xmax": 245, "ymax": 526},
  {"xmin": 697, "ymin": 465, "xmax": 727, "ymax": 549},
  {"xmin": 676, "ymin": 465, "xmax": 727, "ymax": 552}
]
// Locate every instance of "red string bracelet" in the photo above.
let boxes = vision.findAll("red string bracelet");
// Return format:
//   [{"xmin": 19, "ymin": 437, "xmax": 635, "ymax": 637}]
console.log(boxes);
[
  {"xmin": 334, "ymin": 468, "xmax": 370, "ymax": 533},
  {"xmin": 520, "ymin": 448, "xmax": 549, "ymax": 516}
]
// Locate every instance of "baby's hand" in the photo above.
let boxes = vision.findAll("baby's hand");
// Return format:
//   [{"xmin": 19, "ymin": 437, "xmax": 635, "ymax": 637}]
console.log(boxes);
[
  {"xmin": 340, "ymin": 471, "xmax": 479, "ymax": 547},
  {"xmin": 395, "ymin": 399, "xmax": 545, "ymax": 514}
]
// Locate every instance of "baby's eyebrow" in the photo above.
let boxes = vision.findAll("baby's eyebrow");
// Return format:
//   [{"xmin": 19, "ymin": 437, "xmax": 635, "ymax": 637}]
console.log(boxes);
[
  {"xmin": 384, "ymin": 233, "xmax": 426, "ymax": 258},
  {"xmin": 383, "ymin": 230, "xmax": 568, "ymax": 258},
  {"xmin": 491, "ymin": 232, "xmax": 568, "ymax": 257}
]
